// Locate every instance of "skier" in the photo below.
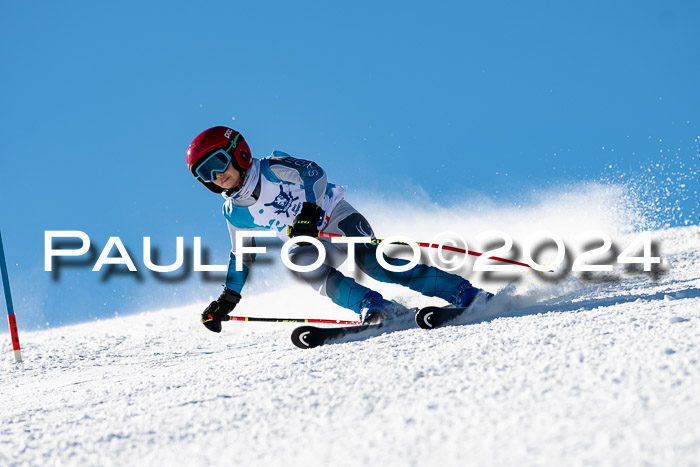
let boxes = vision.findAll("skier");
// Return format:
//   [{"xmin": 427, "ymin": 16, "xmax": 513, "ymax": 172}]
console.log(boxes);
[{"xmin": 187, "ymin": 126, "xmax": 491, "ymax": 332}]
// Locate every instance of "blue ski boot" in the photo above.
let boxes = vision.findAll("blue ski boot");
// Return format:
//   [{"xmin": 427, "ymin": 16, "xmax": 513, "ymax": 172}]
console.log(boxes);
[
  {"xmin": 450, "ymin": 279, "xmax": 493, "ymax": 308},
  {"xmin": 358, "ymin": 291, "xmax": 407, "ymax": 324}
]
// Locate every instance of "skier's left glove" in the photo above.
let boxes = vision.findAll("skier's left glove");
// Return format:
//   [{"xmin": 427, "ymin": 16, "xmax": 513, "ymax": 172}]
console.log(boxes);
[
  {"xmin": 288, "ymin": 202, "xmax": 323, "ymax": 239},
  {"xmin": 200, "ymin": 288, "xmax": 241, "ymax": 333}
]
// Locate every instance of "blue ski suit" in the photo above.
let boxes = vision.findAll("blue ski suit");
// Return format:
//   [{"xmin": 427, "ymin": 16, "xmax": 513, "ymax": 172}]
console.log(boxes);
[{"xmin": 222, "ymin": 151, "xmax": 473, "ymax": 314}]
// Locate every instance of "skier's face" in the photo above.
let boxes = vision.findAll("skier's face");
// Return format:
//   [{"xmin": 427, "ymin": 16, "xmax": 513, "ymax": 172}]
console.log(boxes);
[{"xmin": 212, "ymin": 163, "xmax": 241, "ymax": 190}]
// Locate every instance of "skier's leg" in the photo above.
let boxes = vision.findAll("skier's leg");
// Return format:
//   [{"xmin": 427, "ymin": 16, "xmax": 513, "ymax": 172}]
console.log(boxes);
[
  {"xmin": 288, "ymin": 243, "xmax": 403, "ymax": 321},
  {"xmin": 289, "ymin": 200, "xmax": 482, "ymax": 320},
  {"xmin": 288, "ymin": 202, "xmax": 411, "ymax": 320},
  {"xmin": 326, "ymin": 201, "xmax": 481, "ymax": 306},
  {"xmin": 287, "ymin": 242, "xmax": 370, "ymax": 313},
  {"xmin": 354, "ymin": 244, "xmax": 479, "ymax": 305}
]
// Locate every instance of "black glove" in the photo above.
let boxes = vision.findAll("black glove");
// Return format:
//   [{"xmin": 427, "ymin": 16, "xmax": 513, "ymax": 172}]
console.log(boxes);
[
  {"xmin": 201, "ymin": 289, "xmax": 241, "ymax": 333},
  {"xmin": 288, "ymin": 202, "xmax": 323, "ymax": 239}
]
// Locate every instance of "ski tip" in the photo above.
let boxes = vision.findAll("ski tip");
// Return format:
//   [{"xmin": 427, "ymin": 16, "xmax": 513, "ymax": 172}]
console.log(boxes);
[
  {"xmin": 291, "ymin": 326, "xmax": 320, "ymax": 349},
  {"xmin": 415, "ymin": 306, "xmax": 441, "ymax": 330}
]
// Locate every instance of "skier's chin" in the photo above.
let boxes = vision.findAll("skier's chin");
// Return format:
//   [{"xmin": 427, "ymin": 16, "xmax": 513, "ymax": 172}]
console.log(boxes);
[{"xmin": 215, "ymin": 179, "xmax": 234, "ymax": 190}]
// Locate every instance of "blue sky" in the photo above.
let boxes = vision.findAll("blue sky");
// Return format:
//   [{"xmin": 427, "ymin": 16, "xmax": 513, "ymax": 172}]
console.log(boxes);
[{"xmin": 1, "ymin": 1, "xmax": 698, "ymax": 328}]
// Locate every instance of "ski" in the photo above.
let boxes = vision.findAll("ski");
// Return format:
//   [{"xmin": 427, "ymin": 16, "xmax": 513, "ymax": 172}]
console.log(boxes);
[
  {"xmin": 291, "ymin": 322, "xmax": 385, "ymax": 349},
  {"xmin": 291, "ymin": 307, "xmax": 417, "ymax": 349},
  {"xmin": 416, "ymin": 290, "xmax": 498, "ymax": 330},
  {"xmin": 414, "ymin": 306, "xmax": 469, "ymax": 330}
]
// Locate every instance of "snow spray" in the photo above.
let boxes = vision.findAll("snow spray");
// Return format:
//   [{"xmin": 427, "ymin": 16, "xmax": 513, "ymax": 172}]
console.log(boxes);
[{"xmin": 0, "ymin": 230, "xmax": 22, "ymax": 363}]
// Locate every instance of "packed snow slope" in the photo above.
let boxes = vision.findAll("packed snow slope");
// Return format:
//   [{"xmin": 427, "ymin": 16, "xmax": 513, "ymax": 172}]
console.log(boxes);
[{"xmin": 2, "ymin": 188, "xmax": 700, "ymax": 466}]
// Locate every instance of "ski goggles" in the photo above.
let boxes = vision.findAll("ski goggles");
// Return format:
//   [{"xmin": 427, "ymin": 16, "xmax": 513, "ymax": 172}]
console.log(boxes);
[{"xmin": 194, "ymin": 149, "xmax": 232, "ymax": 182}]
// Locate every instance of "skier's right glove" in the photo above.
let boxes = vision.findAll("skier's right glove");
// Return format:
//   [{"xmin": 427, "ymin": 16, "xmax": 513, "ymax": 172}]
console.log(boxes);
[
  {"xmin": 201, "ymin": 288, "xmax": 241, "ymax": 333},
  {"xmin": 288, "ymin": 202, "xmax": 323, "ymax": 239}
]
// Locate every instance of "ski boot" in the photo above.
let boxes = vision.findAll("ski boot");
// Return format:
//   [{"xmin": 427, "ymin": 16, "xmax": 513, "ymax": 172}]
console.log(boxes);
[
  {"xmin": 450, "ymin": 279, "xmax": 494, "ymax": 308},
  {"xmin": 358, "ymin": 291, "xmax": 407, "ymax": 324}
]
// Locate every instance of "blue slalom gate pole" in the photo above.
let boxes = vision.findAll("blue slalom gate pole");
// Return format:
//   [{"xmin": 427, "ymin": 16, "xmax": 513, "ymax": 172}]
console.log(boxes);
[{"xmin": 0, "ymin": 230, "xmax": 22, "ymax": 363}]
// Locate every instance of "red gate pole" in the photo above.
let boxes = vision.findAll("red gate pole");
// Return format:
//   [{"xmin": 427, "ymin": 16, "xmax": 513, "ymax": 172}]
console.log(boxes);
[{"xmin": 0, "ymin": 230, "xmax": 22, "ymax": 363}]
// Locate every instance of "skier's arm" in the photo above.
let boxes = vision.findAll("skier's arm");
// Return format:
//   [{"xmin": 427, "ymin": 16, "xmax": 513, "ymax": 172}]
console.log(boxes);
[
  {"xmin": 268, "ymin": 154, "xmax": 327, "ymax": 207},
  {"xmin": 224, "ymin": 220, "xmax": 255, "ymax": 294},
  {"xmin": 200, "ymin": 218, "xmax": 254, "ymax": 333}
]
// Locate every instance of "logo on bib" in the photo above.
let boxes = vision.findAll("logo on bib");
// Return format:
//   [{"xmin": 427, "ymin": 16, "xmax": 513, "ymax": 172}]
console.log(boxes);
[{"xmin": 264, "ymin": 186, "xmax": 301, "ymax": 217}]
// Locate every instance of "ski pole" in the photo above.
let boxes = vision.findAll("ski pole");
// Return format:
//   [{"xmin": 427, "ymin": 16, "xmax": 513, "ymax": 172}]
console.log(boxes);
[
  {"xmin": 0, "ymin": 230, "xmax": 22, "ymax": 363},
  {"xmin": 317, "ymin": 231, "xmax": 534, "ymax": 270},
  {"xmin": 228, "ymin": 316, "xmax": 361, "ymax": 325}
]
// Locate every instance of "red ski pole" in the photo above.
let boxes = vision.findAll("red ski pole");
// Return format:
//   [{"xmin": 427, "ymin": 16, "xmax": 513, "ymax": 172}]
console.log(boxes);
[
  {"xmin": 228, "ymin": 316, "xmax": 361, "ymax": 325},
  {"xmin": 0, "ymin": 230, "xmax": 22, "ymax": 363},
  {"xmin": 318, "ymin": 231, "xmax": 534, "ymax": 270}
]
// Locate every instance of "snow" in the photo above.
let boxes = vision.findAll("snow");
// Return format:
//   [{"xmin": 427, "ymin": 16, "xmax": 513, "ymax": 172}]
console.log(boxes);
[{"xmin": 2, "ymin": 225, "xmax": 699, "ymax": 466}]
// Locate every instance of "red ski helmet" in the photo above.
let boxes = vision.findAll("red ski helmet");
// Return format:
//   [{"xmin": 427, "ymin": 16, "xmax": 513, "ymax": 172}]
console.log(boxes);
[{"xmin": 186, "ymin": 126, "xmax": 252, "ymax": 193}]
